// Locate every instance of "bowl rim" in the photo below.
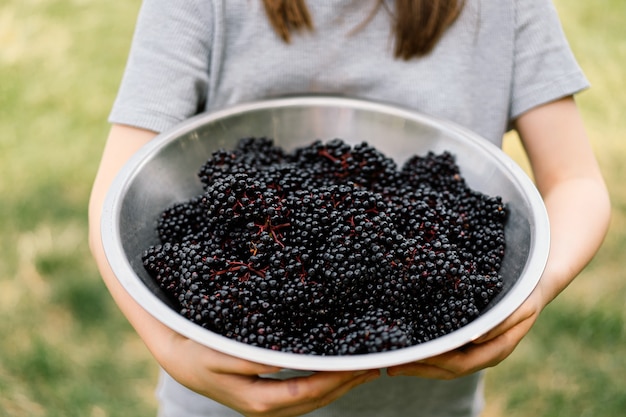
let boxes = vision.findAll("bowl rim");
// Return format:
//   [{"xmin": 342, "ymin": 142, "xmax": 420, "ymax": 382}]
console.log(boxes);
[{"xmin": 101, "ymin": 95, "xmax": 550, "ymax": 370}]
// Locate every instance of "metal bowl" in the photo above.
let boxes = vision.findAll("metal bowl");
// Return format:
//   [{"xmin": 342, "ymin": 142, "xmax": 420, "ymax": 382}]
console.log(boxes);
[{"xmin": 101, "ymin": 96, "xmax": 549, "ymax": 371}]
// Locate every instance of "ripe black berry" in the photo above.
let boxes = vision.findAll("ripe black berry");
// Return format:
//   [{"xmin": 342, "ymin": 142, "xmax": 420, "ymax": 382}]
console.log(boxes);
[{"xmin": 142, "ymin": 138, "xmax": 508, "ymax": 355}]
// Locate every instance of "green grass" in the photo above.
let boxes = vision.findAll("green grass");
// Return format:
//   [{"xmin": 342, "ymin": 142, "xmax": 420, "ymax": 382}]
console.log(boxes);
[
  {"xmin": 0, "ymin": 0, "xmax": 624, "ymax": 416},
  {"xmin": 0, "ymin": 1, "xmax": 158, "ymax": 416}
]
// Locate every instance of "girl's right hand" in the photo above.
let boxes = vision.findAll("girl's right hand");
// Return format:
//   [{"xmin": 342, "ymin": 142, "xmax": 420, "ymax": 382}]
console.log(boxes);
[
  {"xmin": 154, "ymin": 331, "xmax": 379, "ymax": 416},
  {"xmin": 88, "ymin": 124, "xmax": 379, "ymax": 417}
]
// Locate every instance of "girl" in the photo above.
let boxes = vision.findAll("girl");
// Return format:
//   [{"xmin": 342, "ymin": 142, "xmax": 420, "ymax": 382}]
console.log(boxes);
[{"xmin": 89, "ymin": 1, "xmax": 610, "ymax": 415}]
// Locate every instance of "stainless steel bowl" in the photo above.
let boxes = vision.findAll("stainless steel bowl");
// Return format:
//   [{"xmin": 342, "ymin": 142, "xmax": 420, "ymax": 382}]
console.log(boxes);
[{"xmin": 101, "ymin": 96, "xmax": 549, "ymax": 371}]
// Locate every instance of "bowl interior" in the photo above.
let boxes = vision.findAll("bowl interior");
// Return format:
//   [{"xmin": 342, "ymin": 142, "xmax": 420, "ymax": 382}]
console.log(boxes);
[{"xmin": 103, "ymin": 97, "xmax": 548, "ymax": 370}]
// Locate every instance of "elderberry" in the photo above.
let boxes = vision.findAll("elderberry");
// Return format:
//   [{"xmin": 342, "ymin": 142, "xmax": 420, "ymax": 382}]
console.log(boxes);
[{"xmin": 142, "ymin": 137, "xmax": 508, "ymax": 355}]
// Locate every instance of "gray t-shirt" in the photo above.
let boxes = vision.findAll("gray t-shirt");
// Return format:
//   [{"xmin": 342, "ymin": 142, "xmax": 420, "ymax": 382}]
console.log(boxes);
[
  {"xmin": 110, "ymin": 0, "xmax": 588, "ymax": 146},
  {"xmin": 110, "ymin": 1, "xmax": 588, "ymax": 416}
]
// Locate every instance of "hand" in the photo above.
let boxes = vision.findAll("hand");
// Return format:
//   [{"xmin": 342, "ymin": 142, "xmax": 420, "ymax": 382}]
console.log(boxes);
[
  {"xmin": 387, "ymin": 281, "xmax": 547, "ymax": 380},
  {"xmin": 87, "ymin": 124, "xmax": 380, "ymax": 417},
  {"xmin": 157, "ymin": 333, "xmax": 380, "ymax": 417},
  {"xmin": 94, "ymin": 225, "xmax": 380, "ymax": 417},
  {"xmin": 387, "ymin": 97, "xmax": 612, "ymax": 380}
]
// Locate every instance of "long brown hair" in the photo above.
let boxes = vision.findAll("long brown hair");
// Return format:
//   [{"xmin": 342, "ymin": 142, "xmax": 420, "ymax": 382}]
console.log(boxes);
[{"xmin": 262, "ymin": 0, "xmax": 465, "ymax": 59}]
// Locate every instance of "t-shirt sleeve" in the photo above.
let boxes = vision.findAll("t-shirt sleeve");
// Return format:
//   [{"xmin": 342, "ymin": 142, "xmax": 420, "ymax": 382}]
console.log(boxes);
[
  {"xmin": 108, "ymin": 0, "xmax": 213, "ymax": 133},
  {"xmin": 509, "ymin": 0, "xmax": 589, "ymax": 120}
]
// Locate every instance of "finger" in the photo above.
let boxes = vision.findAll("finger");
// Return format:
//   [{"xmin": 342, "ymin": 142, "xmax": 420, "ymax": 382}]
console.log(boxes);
[
  {"xmin": 179, "ymin": 339, "xmax": 283, "ymax": 376},
  {"xmin": 387, "ymin": 361, "xmax": 457, "ymax": 379},
  {"xmin": 282, "ymin": 370, "xmax": 381, "ymax": 416},
  {"xmin": 206, "ymin": 353, "xmax": 283, "ymax": 376},
  {"xmin": 260, "ymin": 370, "xmax": 379, "ymax": 406},
  {"xmin": 427, "ymin": 323, "xmax": 525, "ymax": 374},
  {"xmin": 249, "ymin": 370, "xmax": 380, "ymax": 416},
  {"xmin": 473, "ymin": 287, "xmax": 545, "ymax": 344},
  {"xmin": 472, "ymin": 303, "xmax": 537, "ymax": 344},
  {"xmin": 388, "ymin": 326, "xmax": 523, "ymax": 379}
]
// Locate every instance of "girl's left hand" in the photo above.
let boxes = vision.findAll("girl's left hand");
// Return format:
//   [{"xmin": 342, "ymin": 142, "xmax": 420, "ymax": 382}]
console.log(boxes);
[
  {"xmin": 387, "ymin": 96, "xmax": 611, "ymax": 380},
  {"xmin": 386, "ymin": 281, "xmax": 547, "ymax": 379}
]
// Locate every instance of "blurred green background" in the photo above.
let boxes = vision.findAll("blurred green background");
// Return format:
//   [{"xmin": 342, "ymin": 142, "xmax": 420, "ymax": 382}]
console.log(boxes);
[{"xmin": 0, "ymin": 1, "xmax": 624, "ymax": 416}]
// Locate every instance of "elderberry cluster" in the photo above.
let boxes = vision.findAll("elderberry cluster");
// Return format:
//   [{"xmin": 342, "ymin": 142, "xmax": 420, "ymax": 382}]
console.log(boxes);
[{"xmin": 142, "ymin": 137, "xmax": 507, "ymax": 355}]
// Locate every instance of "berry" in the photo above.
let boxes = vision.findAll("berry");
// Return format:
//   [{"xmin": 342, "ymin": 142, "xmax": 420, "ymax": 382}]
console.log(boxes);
[{"xmin": 142, "ymin": 137, "xmax": 508, "ymax": 355}]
